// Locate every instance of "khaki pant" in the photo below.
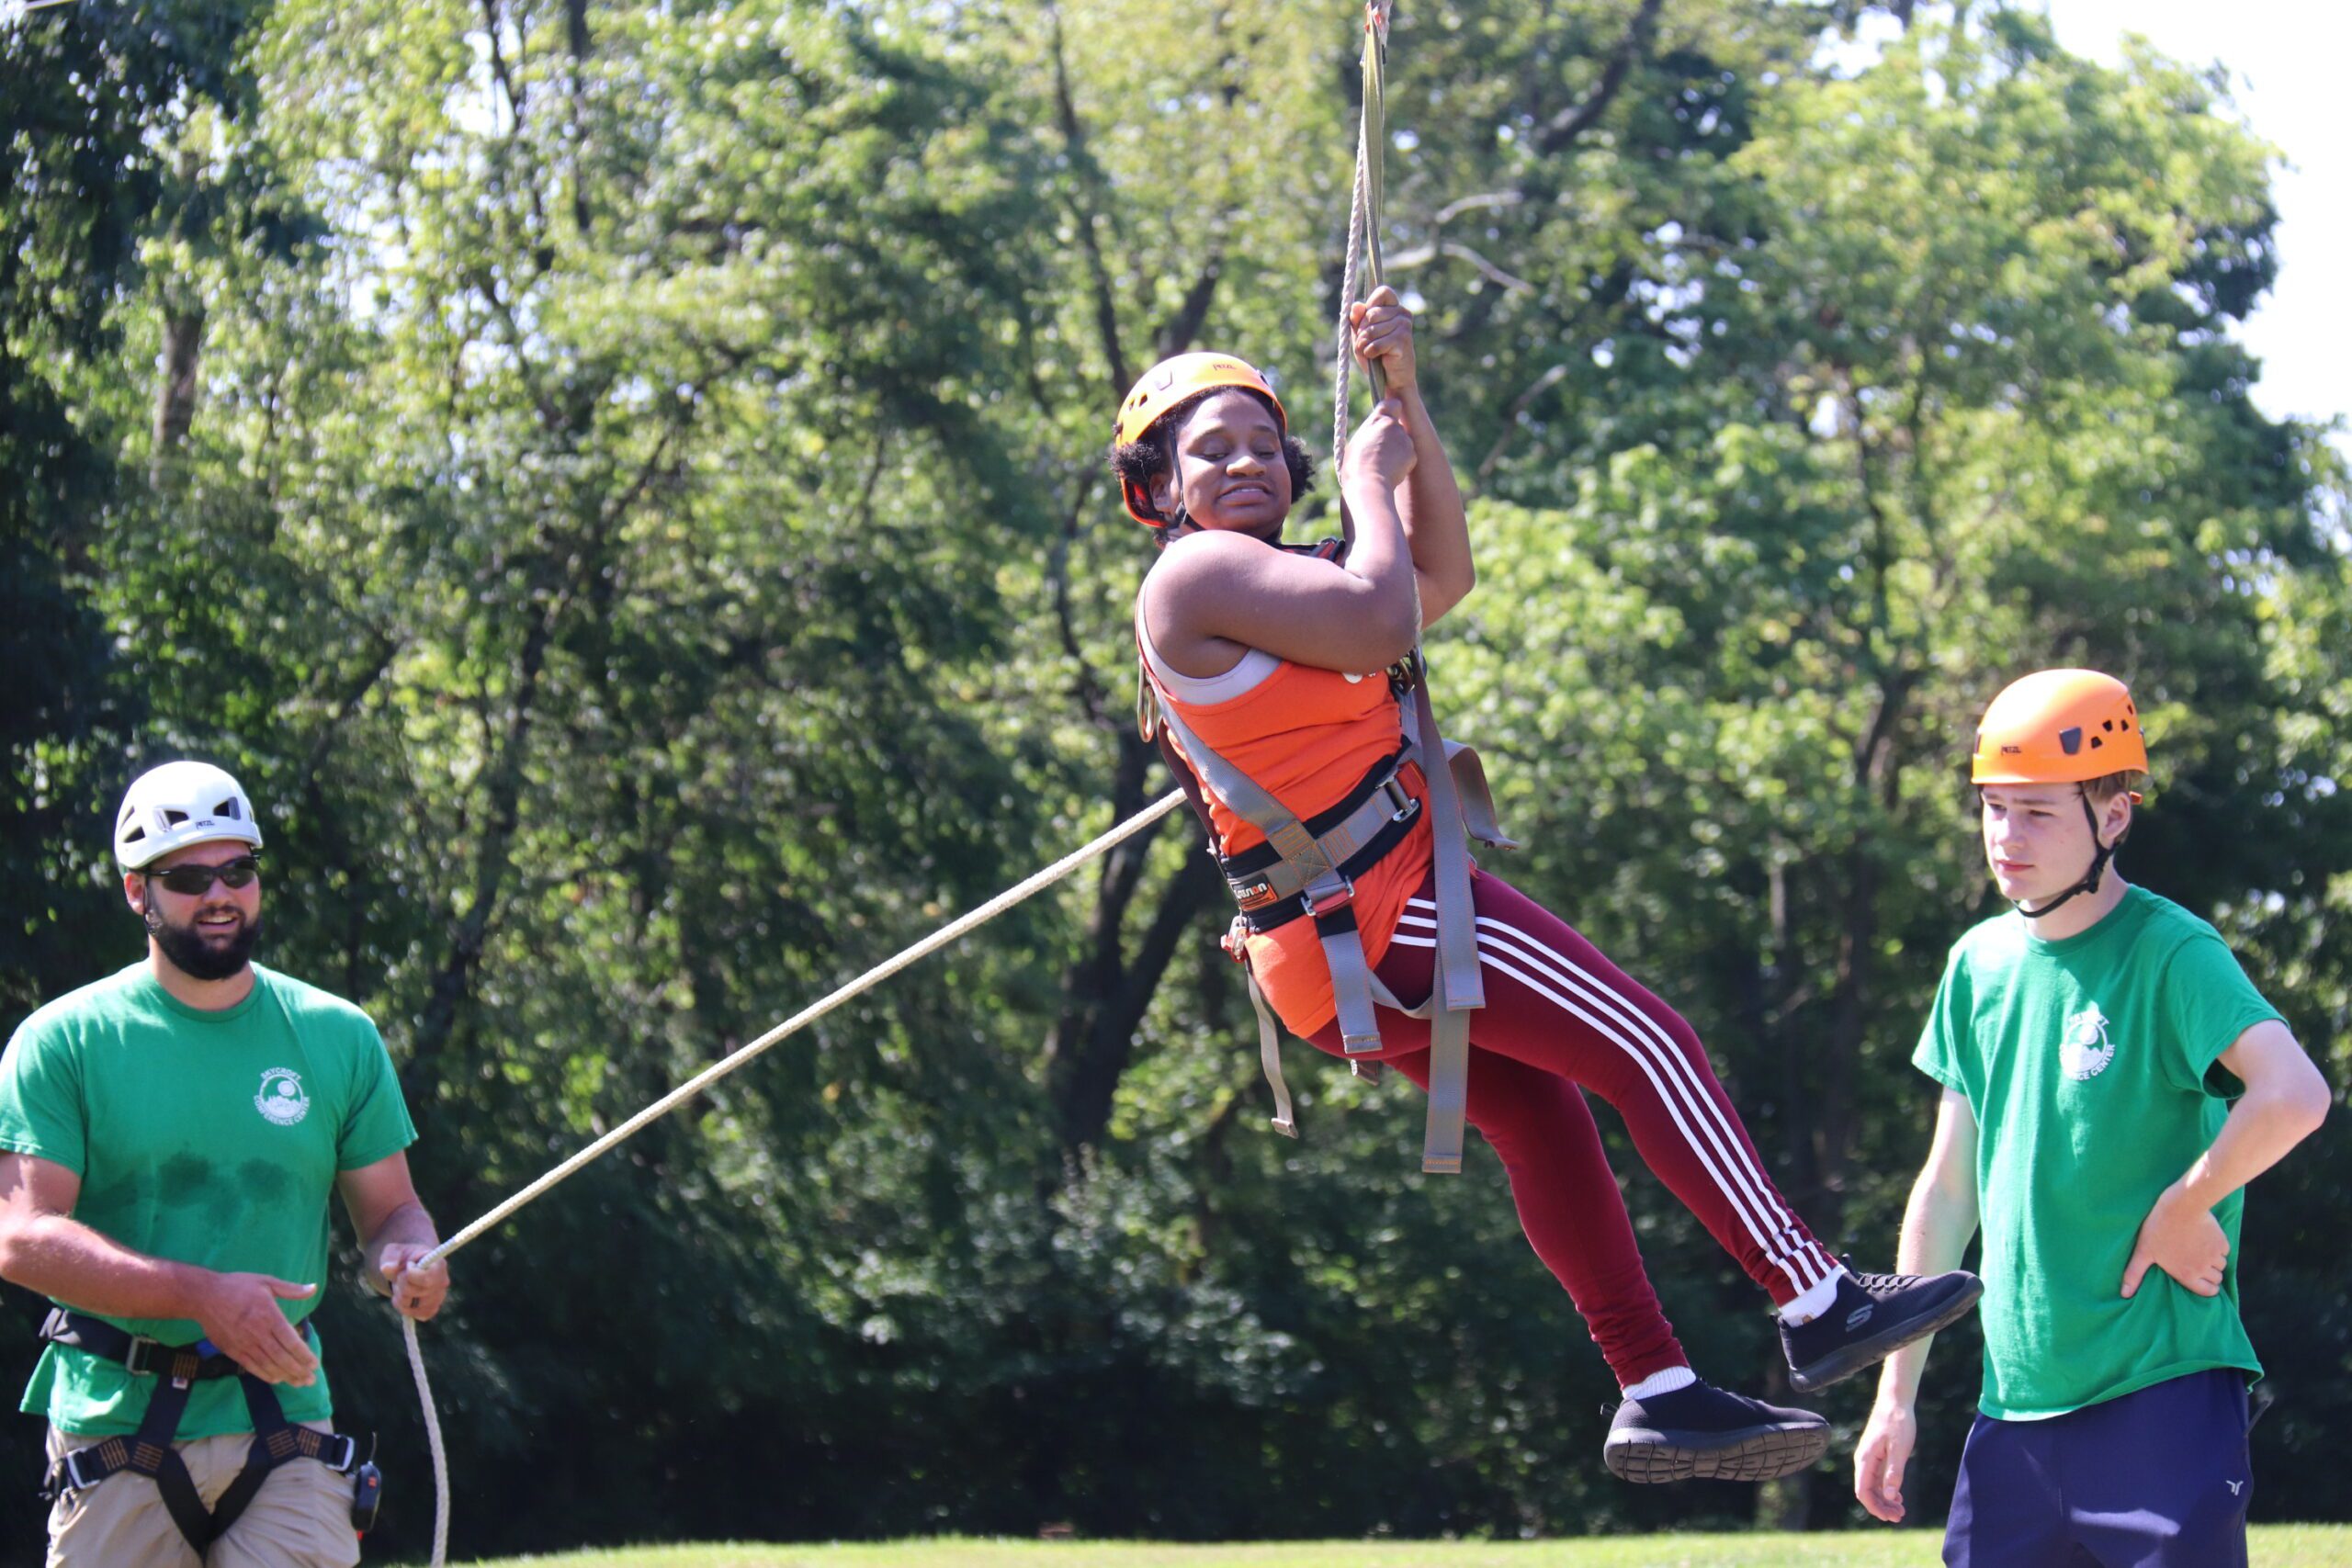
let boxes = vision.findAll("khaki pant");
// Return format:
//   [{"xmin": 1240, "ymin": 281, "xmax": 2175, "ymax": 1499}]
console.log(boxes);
[{"xmin": 45, "ymin": 1421, "xmax": 364, "ymax": 1568}]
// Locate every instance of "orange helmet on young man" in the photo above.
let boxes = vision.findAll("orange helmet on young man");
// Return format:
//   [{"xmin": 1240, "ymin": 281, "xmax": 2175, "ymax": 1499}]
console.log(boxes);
[
  {"xmin": 1112, "ymin": 353, "xmax": 1287, "ymax": 525},
  {"xmin": 1971, "ymin": 669, "xmax": 2148, "ymax": 786}
]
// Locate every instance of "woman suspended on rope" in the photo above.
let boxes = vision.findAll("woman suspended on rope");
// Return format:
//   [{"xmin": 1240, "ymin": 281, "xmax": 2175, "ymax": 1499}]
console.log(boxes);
[{"xmin": 1112, "ymin": 288, "xmax": 1983, "ymax": 1483}]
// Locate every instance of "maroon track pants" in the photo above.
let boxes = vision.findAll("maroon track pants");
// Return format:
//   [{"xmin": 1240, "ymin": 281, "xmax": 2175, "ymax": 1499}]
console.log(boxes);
[{"xmin": 1305, "ymin": 869, "xmax": 1837, "ymax": 1388}]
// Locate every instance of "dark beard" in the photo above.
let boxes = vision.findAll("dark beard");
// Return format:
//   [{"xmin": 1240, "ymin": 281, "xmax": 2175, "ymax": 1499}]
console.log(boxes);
[{"xmin": 151, "ymin": 909, "xmax": 263, "ymax": 982}]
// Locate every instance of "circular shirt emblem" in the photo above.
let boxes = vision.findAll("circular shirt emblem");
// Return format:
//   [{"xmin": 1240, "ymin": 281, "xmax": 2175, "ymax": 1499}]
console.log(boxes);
[
  {"xmin": 2059, "ymin": 1004, "xmax": 2116, "ymax": 1082},
  {"xmin": 254, "ymin": 1067, "xmax": 311, "ymax": 1126}
]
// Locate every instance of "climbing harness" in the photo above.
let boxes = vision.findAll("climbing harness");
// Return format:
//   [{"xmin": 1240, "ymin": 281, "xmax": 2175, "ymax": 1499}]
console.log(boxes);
[
  {"xmin": 37, "ymin": 1310, "xmax": 381, "ymax": 1549},
  {"xmin": 1137, "ymin": 662, "xmax": 1514, "ymax": 1173},
  {"xmin": 1138, "ymin": 643, "xmax": 1514, "ymax": 1174},
  {"xmin": 1136, "ymin": 1, "xmax": 1513, "ymax": 1174}
]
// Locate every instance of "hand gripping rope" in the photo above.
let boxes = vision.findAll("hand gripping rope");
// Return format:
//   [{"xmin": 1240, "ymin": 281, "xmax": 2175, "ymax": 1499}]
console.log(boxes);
[
  {"xmin": 393, "ymin": 790, "xmax": 1188, "ymax": 1565},
  {"xmin": 1317, "ymin": 0, "xmax": 1497, "ymax": 1172}
]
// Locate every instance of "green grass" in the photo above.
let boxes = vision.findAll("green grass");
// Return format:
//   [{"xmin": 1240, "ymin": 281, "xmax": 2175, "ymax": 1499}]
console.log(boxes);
[{"xmin": 455, "ymin": 1524, "xmax": 2347, "ymax": 1568}]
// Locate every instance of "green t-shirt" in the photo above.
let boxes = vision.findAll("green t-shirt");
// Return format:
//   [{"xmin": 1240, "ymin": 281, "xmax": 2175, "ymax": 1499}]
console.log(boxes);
[
  {"xmin": 1915, "ymin": 885, "xmax": 2282, "ymax": 1419},
  {"xmin": 0, "ymin": 962, "xmax": 416, "ymax": 1438}
]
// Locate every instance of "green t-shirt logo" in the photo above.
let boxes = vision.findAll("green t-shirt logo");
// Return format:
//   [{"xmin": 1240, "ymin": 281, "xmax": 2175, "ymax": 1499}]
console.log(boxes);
[
  {"xmin": 254, "ymin": 1066, "xmax": 311, "ymax": 1125},
  {"xmin": 2060, "ymin": 1003, "xmax": 2116, "ymax": 1081}
]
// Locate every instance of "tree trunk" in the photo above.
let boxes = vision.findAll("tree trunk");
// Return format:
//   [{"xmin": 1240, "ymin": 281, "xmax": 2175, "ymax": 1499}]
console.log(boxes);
[
  {"xmin": 404, "ymin": 596, "xmax": 554, "ymax": 1102},
  {"xmin": 151, "ymin": 305, "xmax": 204, "ymax": 473},
  {"xmin": 1043, "ymin": 724, "xmax": 1224, "ymax": 1156},
  {"xmin": 149, "ymin": 144, "xmax": 207, "ymax": 485}
]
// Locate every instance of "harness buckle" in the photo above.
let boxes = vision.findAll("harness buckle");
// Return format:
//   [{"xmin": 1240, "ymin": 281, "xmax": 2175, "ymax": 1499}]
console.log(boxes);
[
  {"xmin": 1220, "ymin": 917, "xmax": 1252, "ymax": 964},
  {"xmin": 1382, "ymin": 776, "xmax": 1419, "ymax": 822},
  {"xmin": 119, "ymin": 1336, "xmax": 166, "ymax": 1378},
  {"xmin": 319, "ymin": 1432, "xmax": 362, "ymax": 1474},
  {"xmin": 58, "ymin": 1446, "xmax": 107, "ymax": 1495},
  {"xmin": 1305, "ymin": 878, "xmax": 1356, "ymax": 919}
]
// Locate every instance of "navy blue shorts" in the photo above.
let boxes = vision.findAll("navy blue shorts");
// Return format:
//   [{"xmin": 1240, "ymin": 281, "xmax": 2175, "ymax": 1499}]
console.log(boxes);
[{"xmin": 1944, "ymin": 1369, "xmax": 2253, "ymax": 1568}]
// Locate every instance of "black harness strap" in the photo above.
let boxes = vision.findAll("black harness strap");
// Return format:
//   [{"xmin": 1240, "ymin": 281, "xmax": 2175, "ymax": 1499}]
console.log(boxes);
[{"xmin": 40, "ymin": 1309, "xmax": 360, "ymax": 1551}]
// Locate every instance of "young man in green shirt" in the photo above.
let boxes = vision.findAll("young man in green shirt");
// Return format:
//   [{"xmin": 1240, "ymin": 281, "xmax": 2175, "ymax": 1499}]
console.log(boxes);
[
  {"xmin": 1853, "ymin": 671, "xmax": 2331, "ymax": 1565},
  {"xmin": 0, "ymin": 760, "xmax": 453, "ymax": 1567}
]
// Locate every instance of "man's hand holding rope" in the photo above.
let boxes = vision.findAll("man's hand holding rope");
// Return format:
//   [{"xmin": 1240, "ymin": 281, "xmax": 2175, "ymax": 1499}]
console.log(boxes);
[{"xmin": 377, "ymin": 1245, "xmax": 451, "ymax": 1320}]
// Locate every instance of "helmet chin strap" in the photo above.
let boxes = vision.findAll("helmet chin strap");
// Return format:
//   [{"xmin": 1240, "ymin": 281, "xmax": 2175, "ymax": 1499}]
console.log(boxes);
[{"xmin": 2013, "ymin": 788, "xmax": 2119, "ymax": 919}]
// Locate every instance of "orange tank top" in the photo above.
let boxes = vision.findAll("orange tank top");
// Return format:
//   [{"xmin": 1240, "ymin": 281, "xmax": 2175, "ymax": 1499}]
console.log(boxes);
[{"xmin": 1143, "ymin": 628, "xmax": 1435, "ymax": 1039}]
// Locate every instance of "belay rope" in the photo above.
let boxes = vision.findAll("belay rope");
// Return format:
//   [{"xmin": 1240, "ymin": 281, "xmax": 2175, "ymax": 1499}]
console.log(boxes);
[
  {"xmin": 391, "ymin": 8, "xmax": 1425, "ymax": 1562},
  {"xmin": 392, "ymin": 791, "xmax": 1188, "ymax": 1565},
  {"xmin": 1333, "ymin": 0, "xmax": 1395, "ymax": 469}
]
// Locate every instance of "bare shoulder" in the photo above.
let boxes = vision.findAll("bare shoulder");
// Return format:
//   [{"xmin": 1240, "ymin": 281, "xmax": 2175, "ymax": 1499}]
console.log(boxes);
[{"xmin": 1144, "ymin": 530, "xmax": 1274, "ymax": 621}]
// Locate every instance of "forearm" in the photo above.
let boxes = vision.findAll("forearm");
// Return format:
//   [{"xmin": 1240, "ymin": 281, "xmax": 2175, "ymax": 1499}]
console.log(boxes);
[
  {"xmin": 0, "ymin": 1213, "xmax": 217, "ymax": 1324},
  {"xmin": 2176, "ymin": 1080, "xmax": 2328, "ymax": 1212},
  {"xmin": 1874, "ymin": 1177, "xmax": 1979, "ymax": 1409},
  {"xmin": 1337, "ymin": 476, "xmax": 1426, "ymax": 639},
  {"xmin": 358, "ymin": 1200, "xmax": 441, "ymax": 1295},
  {"xmin": 1393, "ymin": 383, "xmax": 1474, "ymax": 618}
]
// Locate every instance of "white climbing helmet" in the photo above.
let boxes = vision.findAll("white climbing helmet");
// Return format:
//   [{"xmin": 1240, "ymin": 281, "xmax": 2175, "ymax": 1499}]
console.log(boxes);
[{"xmin": 114, "ymin": 761, "xmax": 265, "ymax": 870}]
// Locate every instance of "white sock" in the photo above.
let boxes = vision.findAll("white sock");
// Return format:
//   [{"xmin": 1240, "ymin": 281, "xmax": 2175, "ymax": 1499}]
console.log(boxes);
[
  {"xmin": 1777, "ymin": 1266, "xmax": 1849, "ymax": 1327},
  {"xmin": 1622, "ymin": 1365, "xmax": 1697, "ymax": 1400}
]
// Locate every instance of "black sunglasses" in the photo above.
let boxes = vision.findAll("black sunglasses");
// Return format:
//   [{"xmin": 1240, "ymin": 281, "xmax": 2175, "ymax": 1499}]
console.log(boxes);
[{"xmin": 147, "ymin": 856, "xmax": 262, "ymax": 896}]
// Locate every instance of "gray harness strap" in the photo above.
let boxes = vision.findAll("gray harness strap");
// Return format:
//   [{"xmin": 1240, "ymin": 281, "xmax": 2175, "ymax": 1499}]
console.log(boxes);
[
  {"xmin": 1403, "ymin": 675, "xmax": 1482, "ymax": 1173},
  {"xmin": 1142, "ymin": 646, "xmax": 1510, "ymax": 1174}
]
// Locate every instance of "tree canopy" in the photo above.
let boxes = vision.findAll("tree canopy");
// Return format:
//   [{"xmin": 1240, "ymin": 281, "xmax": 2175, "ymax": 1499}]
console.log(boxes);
[{"xmin": 4, "ymin": 1, "xmax": 2345, "ymax": 1556}]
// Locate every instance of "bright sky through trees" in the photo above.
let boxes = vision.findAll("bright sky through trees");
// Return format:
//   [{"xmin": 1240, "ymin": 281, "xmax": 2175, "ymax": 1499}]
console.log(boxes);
[
  {"xmin": 2040, "ymin": 2, "xmax": 2348, "ymax": 463},
  {"xmin": 1831, "ymin": 3, "xmax": 2350, "ymax": 465}
]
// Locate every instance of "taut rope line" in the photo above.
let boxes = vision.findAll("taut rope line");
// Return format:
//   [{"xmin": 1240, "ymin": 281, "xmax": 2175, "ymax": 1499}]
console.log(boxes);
[
  {"xmin": 1330, "ymin": 0, "xmax": 1396, "ymax": 477},
  {"xmin": 398, "ymin": 786, "xmax": 1189, "ymax": 1563}
]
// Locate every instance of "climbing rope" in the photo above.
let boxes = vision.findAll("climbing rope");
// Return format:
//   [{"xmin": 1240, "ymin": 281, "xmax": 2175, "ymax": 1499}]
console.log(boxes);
[
  {"xmin": 401, "ymin": 1317, "xmax": 448, "ymax": 1567},
  {"xmin": 393, "ymin": 14, "xmax": 1403, "ymax": 1562},
  {"xmin": 392, "ymin": 787, "xmax": 1188, "ymax": 1563},
  {"xmin": 1331, "ymin": 0, "xmax": 1396, "ymax": 477}
]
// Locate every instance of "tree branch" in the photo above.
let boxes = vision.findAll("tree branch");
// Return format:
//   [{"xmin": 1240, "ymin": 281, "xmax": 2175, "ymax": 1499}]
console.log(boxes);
[
  {"xmin": 1049, "ymin": 470, "xmax": 1113, "ymax": 732},
  {"xmin": 1154, "ymin": 245, "xmax": 1224, "ymax": 360},
  {"xmin": 1385, "ymin": 238, "xmax": 1535, "ymax": 294},
  {"xmin": 1536, "ymin": 0, "xmax": 1667, "ymax": 156},
  {"xmin": 1047, "ymin": 5, "xmax": 1129, "ymax": 392},
  {"xmin": 1475, "ymin": 362, "xmax": 1570, "ymax": 488}
]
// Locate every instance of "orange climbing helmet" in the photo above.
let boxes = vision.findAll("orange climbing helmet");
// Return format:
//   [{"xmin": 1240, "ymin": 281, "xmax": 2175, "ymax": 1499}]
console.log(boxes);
[
  {"xmin": 1113, "ymin": 353, "xmax": 1287, "ymax": 525},
  {"xmin": 1971, "ymin": 669, "xmax": 2148, "ymax": 786}
]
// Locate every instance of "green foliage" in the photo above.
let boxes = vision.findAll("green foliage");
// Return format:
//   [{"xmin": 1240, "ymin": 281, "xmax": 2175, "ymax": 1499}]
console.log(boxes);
[
  {"xmin": 453, "ymin": 1522, "xmax": 2352, "ymax": 1566},
  {"xmin": 3, "ymin": 1, "xmax": 2346, "ymax": 1557}
]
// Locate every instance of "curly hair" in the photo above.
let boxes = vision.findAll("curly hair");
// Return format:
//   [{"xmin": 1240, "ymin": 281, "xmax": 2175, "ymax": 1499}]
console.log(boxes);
[{"xmin": 1108, "ymin": 387, "xmax": 1316, "ymax": 540}]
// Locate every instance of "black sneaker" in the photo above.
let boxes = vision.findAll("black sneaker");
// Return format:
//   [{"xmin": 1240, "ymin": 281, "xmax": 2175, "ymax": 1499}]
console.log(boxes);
[
  {"xmin": 1601, "ymin": 1377, "xmax": 1829, "ymax": 1484},
  {"xmin": 1780, "ymin": 1264, "xmax": 1984, "ymax": 1393}
]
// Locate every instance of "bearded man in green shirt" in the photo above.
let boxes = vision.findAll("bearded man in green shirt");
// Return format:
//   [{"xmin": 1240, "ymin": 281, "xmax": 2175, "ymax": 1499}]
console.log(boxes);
[
  {"xmin": 0, "ymin": 760, "xmax": 451, "ymax": 1567},
  {"xmin": 1853, "ymin": 671, "xmax": 2330, "ymax": 1566}
]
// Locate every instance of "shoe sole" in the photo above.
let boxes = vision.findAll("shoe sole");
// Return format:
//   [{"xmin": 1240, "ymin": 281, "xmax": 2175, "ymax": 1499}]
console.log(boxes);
[
  {"xmin": 1603, "ymin": 1418, "xmax": 1830, "ymax": 1484},
  {"xmin": 1788, "ymin": 1274, "xmax": 1986, "ymax": 1393}
]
